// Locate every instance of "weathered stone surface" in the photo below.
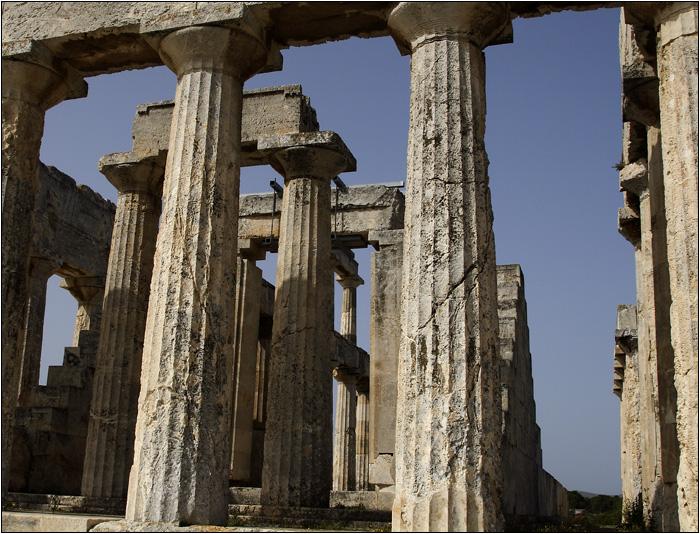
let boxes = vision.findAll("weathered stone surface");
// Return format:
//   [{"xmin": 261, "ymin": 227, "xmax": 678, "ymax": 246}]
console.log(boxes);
[
  {"xmin": 387, "ymin": 2, "xmax": 507, "ymax": 530},
  {"xmin": 130, "ymin": 86, "xmax": 319, "ymax": 166},
  {"xmin": 332, "ymin": 368, "xmax": 357, "ymax": 492},
  {"xmin": 260, "ymin": 132, "xmax": 354, "ymax": 508},
  {"xmin": 2, "ymin": 49, "xmax": 86, "ymax": 500},
  {"xmin": 81, "ymin": 151, "xmax": 165, "ymax": 499},
  {"xmin": 1, "ymin": 511, "xmax": 119, "ymax": 532},
  {"xmin": 654, "ymin": 5, "xmax": 698, "ymax": 530},
  {"xmin": 126, "ymin": 24, "xmax": 271, "ymax": 526},
  {"xmin": 17, "ymin": 257, "xmax": 62, "ymax": 405},
  {"xmin": 367, "ymin": 229, "xmax": 402, "ymax": 489},
  {"xmin": 239, "ymin": 184, "xmax": 404, "ymax": 244},
  {"xmin": 355, "ymin": 380, "xmax": 370, "ymax": 492},
  {"xmin": 230, "ymin": 256, "xmax": 263, "ymax": 485}
]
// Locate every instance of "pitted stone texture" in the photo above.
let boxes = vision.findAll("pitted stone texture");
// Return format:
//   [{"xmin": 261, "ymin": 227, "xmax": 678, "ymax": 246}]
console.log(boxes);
[
  {"xmin": 388, "ymin": 2, "xmax": 506, "ymax": 531},
  {"xmin": 333, "ymin": 368, "xmax": 357, "ymax": 492},
  {"xmin": 368, "ymin": 230, "xmax": 402, "ymax": 488},
  {"xmin": 261, "ymin": 135, "xmax": 354, "ymax": 508},
  {"xmin": 81, "ymin": 152, "xmax": 164, "ymax": 499},
  {"xmin": 17, "ymin": 257, "xmax": 62, "ymax": 405},
  {"xmin": 126, "ymin": 25, "xmax": 268, "ymax": 526},
  {"xmin": 655, "ymin": 6, "xmax": 698, "ymax": 529},
  {"xmin": 2, "ymin": 53, "xmax": 86, "ymax": 500}
]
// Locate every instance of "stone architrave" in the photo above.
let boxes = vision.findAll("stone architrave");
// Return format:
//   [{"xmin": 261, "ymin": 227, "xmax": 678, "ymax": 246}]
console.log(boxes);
[
  {"xmin": 333, "ymin": 367, "xmax": 358, "ymax": 492},
  {"xmin": 259, "ymin": 131, "xmax": 355, "ymax": 508},
  {"xmin": 230, "ymin": 251, "xmax": 263, "ymax": 484},
  {"xmin": 387, "ymin": 3, "xmax": 510, "ymax": 531},
  {"xmin": 337, "ymin": 275, "xmax": 363, "ymax": 345},
  {"xmin": 81, "ymin": 151, "xmax": 165, "ymax": 499},
  {"xmin": 654, "ymin": 5, "xmax": 699, "ymax": 530},
  {"xmin": 18, "ymin": 257, "xmax": 62, "ymax": 405},
  {"xmin": 125, "ymin": 25, "xmax": 270, "ymax": 526},
  {"xmin": 368, "ymin": 229, "xmax": 403, "ymax": 489},
  {"xmin": 355, "ymin": 378, "xmax": 370, "ymax": 491},
  {"xmin": 1, "ymin": 46, "xmax": 86, "ymax": 500},
  {"xmin": 60, "ymin": 276, "xmax": 106, "ymax": 345}
]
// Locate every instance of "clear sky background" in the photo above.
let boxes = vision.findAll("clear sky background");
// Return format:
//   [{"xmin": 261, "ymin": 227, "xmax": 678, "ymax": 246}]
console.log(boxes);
[{"xmin": 38, "ymin": 7, "xmax": 634, "ymax": 496}]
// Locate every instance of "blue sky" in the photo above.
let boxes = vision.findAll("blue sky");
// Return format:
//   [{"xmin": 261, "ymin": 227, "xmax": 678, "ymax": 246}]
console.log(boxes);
[{"xmin": 38, "ymin": 7, "xmax": 633, "ymax": 496}]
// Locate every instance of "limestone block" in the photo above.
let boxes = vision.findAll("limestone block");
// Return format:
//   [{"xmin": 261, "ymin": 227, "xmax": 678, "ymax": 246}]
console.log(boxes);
[{"xmin": 1, "ymin": 511, "xmax": 119, "ymax": 532}]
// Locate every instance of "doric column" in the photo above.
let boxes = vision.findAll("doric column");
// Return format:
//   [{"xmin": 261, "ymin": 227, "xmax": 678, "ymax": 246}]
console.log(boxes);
[
  {"xmin": 333, "ymin": 368, "xmax": 357, "ymax": 492},
  {"xmin": 230, "ymin": 241, "xmax": 264, "ymax": 485},
  {"xmin": 337, "ymin": 275, "xmax": 363, "ymax": 345},
  {"xmin": 355, "ymin": 378, "xmax": 370, "ymax": 491},
  {"xmin": 61, "ymin": 276, "xmax": 106, "ymax": 345},
  {"xmin": 368, "ymin": 229, "xmax": 403, "ymax": 490},
  {"xmin": 388, "ymin": 3, "xmax": 510, "ymax": 530},
  {"xmin": 81, "ymin": 151, "xmax": 165, "ymax": 499},
  {"xmin": 125, "ymin": 25, "xmax": 270, "ymax": 526},
  {"xmin": 260, "ymin": 131, "xmax": 355, "ymax": 508},
  {"xmin": 18, "ymin": 257, "xmax": 62, "ymax": 405},
  {"xmin": 655, "ymin": 6, "xmax": 698, "ymax": 530},
  {"xmin": 1, "ymin": 44, "xmax": 86, "ymax": 499}
]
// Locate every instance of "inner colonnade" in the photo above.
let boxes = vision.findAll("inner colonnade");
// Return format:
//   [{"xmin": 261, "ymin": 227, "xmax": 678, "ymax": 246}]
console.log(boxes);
[{"xmin": 1, "ymin": 2, "xmax": 697, "ymax": 532}]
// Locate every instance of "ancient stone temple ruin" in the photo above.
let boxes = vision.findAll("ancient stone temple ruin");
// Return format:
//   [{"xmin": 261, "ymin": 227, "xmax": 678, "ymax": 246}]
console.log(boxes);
[
  {"xmin": 1, "ymin": 2, "xmax": 697, "ymax": 532},
  {"xmin": 614, "ymin": 4, "xmax": 698, "ymax": 532}
]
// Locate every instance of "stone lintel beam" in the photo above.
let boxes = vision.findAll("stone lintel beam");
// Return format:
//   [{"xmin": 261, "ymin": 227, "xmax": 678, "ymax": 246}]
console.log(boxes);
[
  {"xmin": 238, "ymin": 184, "xmax": 404, "ymax": 244},
  {"xmin": 331, "ymin": 246, "xmax": 360, "ymax": 278},
  {"xmin": 331, "ymin": 331, "xmax": 369, "ymax": 379},
  {"xmin": 129, "ymin": 85, "xmax": 320, "ymax": 166}
]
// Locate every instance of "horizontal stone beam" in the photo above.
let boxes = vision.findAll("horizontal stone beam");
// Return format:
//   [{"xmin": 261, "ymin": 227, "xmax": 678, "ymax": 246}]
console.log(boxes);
[
  {"xmin": 130, "ymin": 86, "xmax": 319, "ymax": 165},
  {"xmin": 239, "ymin": 184, "xmax": 404, "ymax": 247},
  {"xmin": 332, "ymin": 331, "xmax": 369, "ymax": 379},
  {"xmin": 2, "ymin": 3, "xmax": 611, "ymax": 76},
  {"xmin": 31, "ymin": 163, "xmax": 115, "ymax": 279}
]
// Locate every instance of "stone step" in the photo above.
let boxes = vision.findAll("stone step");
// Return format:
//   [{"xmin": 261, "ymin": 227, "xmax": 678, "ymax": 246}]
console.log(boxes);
[
  {"xmin": 228, "ymin": 513, "xmax": 391, "ymax": 531},
  {"xmin": 1, "ymin": 511, "xmax": 121, "ymax": 533},
  {"xmin": 5, "ymin": 493, "xmax": 127, "ymax": 516},
  {"xmin": 228, "ymin": 504, "xmax": 391, "ymax": 524},
  {"xmin": 228, "ymin": 486, "xmax": 261, "ymax": 504}
]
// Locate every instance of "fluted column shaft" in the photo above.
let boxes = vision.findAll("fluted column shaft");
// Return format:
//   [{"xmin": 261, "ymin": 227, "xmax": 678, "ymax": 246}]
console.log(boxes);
[
  {"xmin": 260, "ymin": 132, "xmax": 355, "ymax": 508},
  {"xmin": 338, "ymin": 275, "xmax": 362, "ymax": 345},
  {"xmin": 355, "ymin": 381, "xmax": 370, "ymax": 491},
  {"xmin": 18, "ymin": 257, "xmax": 61, "ymax": 405},
  {"xmin": 230, "ymin": 255, "xmax": 263, "ymax": 484},
  {"xmin": 81, "ymin": 152, "xmax": 164, "ymax": 499},
  {"xmin": 388, "ymin": 3, "xmax": 509, "ymax": 531},
  {"xmin": 125, "ymin": 25, "xmax": 268, "ymax": 526},
  {"xmin": 61, "ymin": 277, "xmax": 105, "ymax": 345},
  {"xmin": 655, "ymin": 6, "xmax": 698, "ymax": 530},
  {"xmin": 333, "ymin": 368, "xmax": 357, "ymax": 491},
  {"xmin": 1, "ymin": 53, "xmax": 86, "ymax": 499}
]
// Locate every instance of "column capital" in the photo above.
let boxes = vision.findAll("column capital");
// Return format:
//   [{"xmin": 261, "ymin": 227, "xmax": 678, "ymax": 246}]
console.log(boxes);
[
  {"xmin": 155, "ymin": 25, "xmax": 270, "ymax": 81},
  {"xmin": 387, "ymin": 1, "xmax": 511, "ymax": 54},
  {"xmin": 333, "ymin": 366, "xmax": 358, "ymax": 384},
  {"xmin": 2, "ymin": 40, "xmax": 87, "ymax": 110},
  {"xmin": 98, "ymin": 150, "xmax": 166, "ymax": 196},
  {"xmin": 59, "ymin": 276, "xmax": 105, "ymax": 300},
  {"xmin": 336, "ymin": 274, "xmax": 364, "ymax": 289},
  {"xmin": 259, "ymin": 131, "xmax": 356, "ymax": 183}
]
